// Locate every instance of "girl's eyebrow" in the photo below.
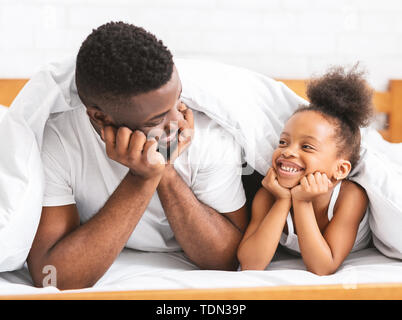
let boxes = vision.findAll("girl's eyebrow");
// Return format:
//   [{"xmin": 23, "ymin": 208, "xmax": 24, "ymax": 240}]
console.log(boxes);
[
  {"xmin": 301, "ymin": 135, "xmax": 320, "ymax": 142},
  {"xmin": 281, "ymin": 132, "xmax": 320, "ymax": 143}
]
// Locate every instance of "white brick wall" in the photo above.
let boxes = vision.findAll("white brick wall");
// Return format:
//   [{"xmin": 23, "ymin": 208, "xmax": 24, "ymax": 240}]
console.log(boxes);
[{"xmin": 0, "ymin": 0, "xmax": 402, "ymax": 90}]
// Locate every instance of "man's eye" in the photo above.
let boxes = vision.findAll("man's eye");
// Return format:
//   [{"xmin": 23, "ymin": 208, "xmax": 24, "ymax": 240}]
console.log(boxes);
[{"xmin": 144, "ymin": 119, "xmax": 164, "ymax": 127}]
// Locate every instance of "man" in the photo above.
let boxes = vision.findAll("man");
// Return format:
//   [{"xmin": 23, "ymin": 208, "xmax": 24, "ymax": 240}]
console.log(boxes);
[{"xmin": 27, "ymin": 22, "xmax": 248, "ymax": 290}]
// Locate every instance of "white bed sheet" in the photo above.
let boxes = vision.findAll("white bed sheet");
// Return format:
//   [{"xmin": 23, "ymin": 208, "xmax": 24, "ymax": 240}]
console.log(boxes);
[{"xmin": 1, "ymin": 246, "xmax": 401, "ymax": 296}]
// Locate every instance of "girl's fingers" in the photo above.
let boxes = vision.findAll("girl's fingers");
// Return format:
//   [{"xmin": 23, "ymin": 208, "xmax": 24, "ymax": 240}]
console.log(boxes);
[
  {"xmin": 300, "ymin": 176, "xmax": 309, "ymax": 190},
  {"xmin": 314, "ymin": 172, "xmax": 323, "ymax": 187},
  {"xmin": 307, "ymin": 173, "xmax": 316, "ymax": 187}
]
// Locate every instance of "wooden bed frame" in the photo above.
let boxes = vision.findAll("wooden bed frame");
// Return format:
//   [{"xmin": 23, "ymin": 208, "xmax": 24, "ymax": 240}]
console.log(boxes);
[{"xmin": 0, "ymin": 78, "xmax": 401, "ymax": 300}]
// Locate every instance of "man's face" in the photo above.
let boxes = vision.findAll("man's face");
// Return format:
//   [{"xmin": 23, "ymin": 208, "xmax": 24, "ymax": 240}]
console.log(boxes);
[{"xmin": 102, "ymin": 66, "xmax": 184, "ymax": 152}]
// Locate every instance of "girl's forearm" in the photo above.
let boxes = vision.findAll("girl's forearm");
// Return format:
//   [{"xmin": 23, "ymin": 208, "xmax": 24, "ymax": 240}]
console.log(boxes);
[
  {"xmin": 292, "ymin": 200, "xmax": 336, "ymax": 275},
  {"xmin": 238, "ymin": 199, "xmax": 291, "ymax": 270}
]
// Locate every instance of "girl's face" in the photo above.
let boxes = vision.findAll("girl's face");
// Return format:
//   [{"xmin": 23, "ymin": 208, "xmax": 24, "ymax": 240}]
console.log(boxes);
[{"xmin": 272, "ymin": 110, "xmax": 341, "ymax": 188}]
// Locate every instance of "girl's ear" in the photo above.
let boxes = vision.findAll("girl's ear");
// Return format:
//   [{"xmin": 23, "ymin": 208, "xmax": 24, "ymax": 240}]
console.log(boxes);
[
  {"xmin": 334, "ymin": 159, "xmax": 352, "ymax": 181},
  {"xmin": 86, "ymin": 106, "xmax": 115, "ymax": 128}
]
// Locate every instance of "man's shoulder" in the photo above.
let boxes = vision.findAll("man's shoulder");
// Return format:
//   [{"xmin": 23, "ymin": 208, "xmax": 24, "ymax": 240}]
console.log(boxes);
[
  {"xmin": 44, "ymin": 106, "xmax": 85, "ymax": 135},
  {"xmin": 189, "ymin": 110, "xmax": 242, "ymax": 167},
  {"xmin": 192, "ymin": 110, "xmax": 232, "ymax": 142},
  {"xmin": 42, "ymin": 106, "xmax": 88, "ymax": 155}
]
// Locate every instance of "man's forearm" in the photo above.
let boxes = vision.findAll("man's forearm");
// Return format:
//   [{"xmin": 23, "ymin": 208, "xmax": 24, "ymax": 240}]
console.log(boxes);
[
  {"xmin": 32, "ymin": 173, "xmax": 160, "ymax": 289},
  {"xmin": 157, "ymin": 166, "xmax": 243, "ymax": 271}
]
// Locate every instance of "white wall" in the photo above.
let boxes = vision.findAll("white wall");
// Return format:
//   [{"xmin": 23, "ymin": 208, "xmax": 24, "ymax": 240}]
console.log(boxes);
[{"xmin": 0, "ymin": 0, "xmax": 402, "ymax": 90}]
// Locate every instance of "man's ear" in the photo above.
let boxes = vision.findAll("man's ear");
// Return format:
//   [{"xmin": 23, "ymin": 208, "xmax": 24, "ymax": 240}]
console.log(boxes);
[
  {"xmin": 86, "ymin": 106, "xmax": 115, "ymax": 127},
  {"xmin": 334, "ymin": 159, "xmax": 352, "ymax": 181}
]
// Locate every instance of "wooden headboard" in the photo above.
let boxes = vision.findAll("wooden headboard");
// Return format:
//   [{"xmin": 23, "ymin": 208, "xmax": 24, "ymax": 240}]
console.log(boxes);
[
  {"xmin": 1, "ymin": 78, "xmax": 401, "ymax": 142},
  {"xmin": 0, "ymin": 79, "xmax": 29, "ymax": 107}
]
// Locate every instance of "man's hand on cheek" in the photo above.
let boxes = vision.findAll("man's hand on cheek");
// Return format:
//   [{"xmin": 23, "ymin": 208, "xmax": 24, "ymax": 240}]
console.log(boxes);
[
  {"xmin": 165, "ymin": 103, "xmax": 194, "ymax": 164},
  {"xmin": 291, "ymin": 172, "xmax": 333, "ymax": 202},
  {"xmin": 101, "ymin": 126, "xmax": 166, "ymax": 180}
]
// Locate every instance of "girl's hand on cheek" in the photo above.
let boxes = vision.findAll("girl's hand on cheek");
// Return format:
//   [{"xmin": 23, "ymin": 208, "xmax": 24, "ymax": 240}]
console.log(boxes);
[
  {"xmin": 262, "ymin": 168, "xmax": 292, "ymax": 200},
  {"xmin": 291, "ymin": 172, "xmax": 333, "ymax": 202}
]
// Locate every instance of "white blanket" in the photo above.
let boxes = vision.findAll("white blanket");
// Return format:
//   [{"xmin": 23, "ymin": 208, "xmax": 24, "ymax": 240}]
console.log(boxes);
[
  {"xmin": 0, "ymin": 57, "xmax": 401, "ymax": 274},
  {"xmin": 0, "ymin": 246, "xmax": 401, "ymax": 296}
]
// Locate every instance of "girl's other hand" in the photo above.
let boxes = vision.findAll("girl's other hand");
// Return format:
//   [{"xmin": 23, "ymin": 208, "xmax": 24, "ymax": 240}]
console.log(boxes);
[{"xmin": 291, "ymin": 172, "xmax": 333, "ymax": 202}]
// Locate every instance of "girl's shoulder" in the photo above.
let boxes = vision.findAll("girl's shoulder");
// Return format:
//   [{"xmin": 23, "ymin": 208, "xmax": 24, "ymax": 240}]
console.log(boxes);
[
  {"xmin": 339, "ymin": 179, "xmax": 367, "ymax": 198},
  {"xmin": 334, "ymin": 179, "xmax": 369, "ymax": 216}
]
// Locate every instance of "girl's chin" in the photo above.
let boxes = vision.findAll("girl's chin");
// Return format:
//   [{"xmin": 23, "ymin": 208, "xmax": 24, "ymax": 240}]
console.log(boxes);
[{"xmin": 277, "ymin": 177, "xmax": 299, "ymax": 189}]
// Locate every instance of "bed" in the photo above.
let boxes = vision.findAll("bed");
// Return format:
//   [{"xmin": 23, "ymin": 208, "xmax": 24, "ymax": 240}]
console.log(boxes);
[{"xmin": 0, "ymin": 78, "xmax": 401, "ymax": 300}]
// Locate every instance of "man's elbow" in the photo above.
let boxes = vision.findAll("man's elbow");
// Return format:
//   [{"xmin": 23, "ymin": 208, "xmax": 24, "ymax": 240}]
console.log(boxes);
[{"xmin": 28, "ymin": 259, "xmax": 93, "ymax": 290}]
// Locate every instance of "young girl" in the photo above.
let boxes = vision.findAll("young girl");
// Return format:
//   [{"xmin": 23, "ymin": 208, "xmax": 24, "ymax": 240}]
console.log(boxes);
[{"xmin": 237, "ymin": 66, "xmax": 373, "ymax": 275}]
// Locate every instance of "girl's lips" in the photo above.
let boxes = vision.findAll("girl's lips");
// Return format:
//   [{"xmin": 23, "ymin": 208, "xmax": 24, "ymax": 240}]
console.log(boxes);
[{"xmin": 276, "ymin": 160, "xmax": 305, "ymax": 177}]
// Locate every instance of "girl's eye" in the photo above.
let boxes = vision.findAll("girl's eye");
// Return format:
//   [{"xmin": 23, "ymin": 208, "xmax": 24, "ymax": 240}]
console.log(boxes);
[
  {"xmin": 302, "ymin": 144, "xmax": 314, "ymax": 150},
  {"xmin": 278, "ymin": 140, "xmax": 287, "ymax": 146}
]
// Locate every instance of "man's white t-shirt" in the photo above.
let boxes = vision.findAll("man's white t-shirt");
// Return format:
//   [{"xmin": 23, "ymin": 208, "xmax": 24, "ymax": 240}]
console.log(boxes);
[{"xmin": 41, "ymin": 104, "xmax": 246, "ymax": 252}]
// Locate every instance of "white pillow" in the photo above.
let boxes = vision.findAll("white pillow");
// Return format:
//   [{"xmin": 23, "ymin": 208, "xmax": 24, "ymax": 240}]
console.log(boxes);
[
  {"xmin": 176, "ymin": 58, "xmax": 402, "ymax": 260},
  {"xmin": 0, "ymin": 57, "xmax": 78, "ymax": 271},
  {"xmin": 0, "ymin": 104, "xmax": 7, "ymax": 122}
]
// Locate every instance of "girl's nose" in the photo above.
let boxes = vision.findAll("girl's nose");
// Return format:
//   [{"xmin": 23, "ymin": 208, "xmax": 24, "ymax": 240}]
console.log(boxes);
[{"xmin": 282, "ymin": 146, "xmax": 297, "ymax": 158}]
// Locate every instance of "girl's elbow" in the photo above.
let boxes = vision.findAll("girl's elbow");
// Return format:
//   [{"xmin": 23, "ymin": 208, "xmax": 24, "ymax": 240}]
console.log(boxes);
[
  {"xmin": 307, "ymin": 265, "xmax": 337, "ymax": 276},
  {"xmin": 237, "ymin": 253, "xmax": 267, "ymax": 271}
]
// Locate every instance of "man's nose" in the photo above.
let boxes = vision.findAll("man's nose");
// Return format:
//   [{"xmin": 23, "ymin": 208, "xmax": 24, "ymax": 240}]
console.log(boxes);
[{"xmin": 163, "ymin": 108, "xmax": 182, "ymax": 131}]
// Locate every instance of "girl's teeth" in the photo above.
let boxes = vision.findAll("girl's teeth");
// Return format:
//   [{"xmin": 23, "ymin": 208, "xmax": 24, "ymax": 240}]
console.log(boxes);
[{"xmin": 281, "ymin": 165, "xmax": 299, "ymax": 173}]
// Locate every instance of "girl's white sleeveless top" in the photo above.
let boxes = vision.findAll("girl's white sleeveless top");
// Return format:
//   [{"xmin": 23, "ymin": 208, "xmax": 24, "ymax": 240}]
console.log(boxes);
[{"xmin": 279, "ymin": 181, "xmax": 371, "ymax": 255}]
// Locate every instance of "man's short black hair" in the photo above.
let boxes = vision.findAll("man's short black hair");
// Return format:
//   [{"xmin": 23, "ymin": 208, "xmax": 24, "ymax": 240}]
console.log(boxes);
[{"xmin": 75, "ymin": 21, "xmax": 174, "ymax": 106}]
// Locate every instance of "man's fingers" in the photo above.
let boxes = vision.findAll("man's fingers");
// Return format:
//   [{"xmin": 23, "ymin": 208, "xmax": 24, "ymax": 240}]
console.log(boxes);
[
  {"xmin": 128, "ymin": 130, "xmax": 147, "ymax": 157},
  {"xmin": 143, "ymin": 138, "xmax": 164, "ymax": 165},
  {"xmin": 178, "ymin": 102, "xmax": 187, "ymax": 112},
  {"xmin": 115, "ymin": 127, "xmax": 133, "ymax": 156},
  {"xmin": 104, "ymin": 126, "xmax": 117, "ymax": 157},
  {"xmin": 182, "ymin": 107, "xmax": 194, "ymax": 128}
]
